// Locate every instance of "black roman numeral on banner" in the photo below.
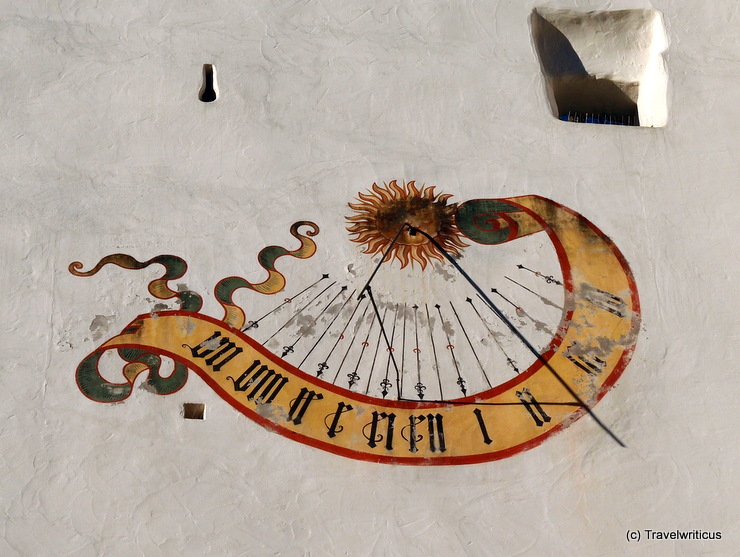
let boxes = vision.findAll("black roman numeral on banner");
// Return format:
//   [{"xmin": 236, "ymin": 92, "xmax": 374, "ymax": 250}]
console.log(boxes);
[
  {"xmin": 226, "ymin": 359, "xmax": 288, "ymax": 404},
  {"xmin": 425, "ymin": 414, "xmax": 446, "ymax": 453},
  {"xmin": 185, "ymin": 331, "xmax": 243, "ymax": 371},
  {"xmin": 581, "ymin": 284, "xmax": 627, "ymax": 318},
  {"xmin": 325, "ymin": 402, "xmax": 354, "ymax": 438},
  {"xmin": 516, "ymin": 388, "xmax": 552, "ymax": 427},
  {"xmin": 473, "ymin": 408, "xmax": 493, "ymax": 445},
  {"xmin": 363, "ymin": 411, "xmax": 396, "ymax": 451},
  {"xmin": 405, "ymin": 414, "xmax": 447, "ymax": 453},
  {"xmin": 565, "ymin": 343, "xmax": 607, "ymax": 376},
  {"xmin": 287, "ymin": 387, "xmax": 323, "ymax": 425}
]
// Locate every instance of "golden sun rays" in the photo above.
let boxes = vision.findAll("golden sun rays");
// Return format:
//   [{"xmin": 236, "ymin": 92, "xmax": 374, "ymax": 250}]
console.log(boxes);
[{"xmin": 346, "ymin": 180, "xmax": 468, "ymax": 269}]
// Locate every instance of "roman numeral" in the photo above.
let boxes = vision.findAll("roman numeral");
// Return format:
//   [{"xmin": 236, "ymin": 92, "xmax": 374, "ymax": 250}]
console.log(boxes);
[
  {"xmin": 473, "ymin": 408, "xmax": 493, "ymax": 445},
  {"xmin": 516, "ymin": 388, "xmax": 552, "ymax": 427},
  {"xmin": 287, "ymin": 387, "xmax": 323, "ymax": 425},
  {"xmin": 226, "ymin": 359, "xmax": 288, "ymax": 404},
  {"xmin": 363, "ymin": 411, "xmax": 396, "ymax": 451},
  {"xmin": 186, "ymin": 331, "xmax": 243, "ymax": 371},
  {"xmin": 565, "ymin": 343, "xmax": 607, "ymax": 376},
  {"xmin": 325, "ymin": 402, "xmax": 354, "ymax": 438},
  {"xmin": 404, "ymin": 414, "xmax": 447, "ymax": 453},
  {"xmin": 425, "ymin": 414, "xmax": 446, "ymax": 453},
  {"xmin": 582, "ymin": 284, "xmax": 627, "ymax": 318}
]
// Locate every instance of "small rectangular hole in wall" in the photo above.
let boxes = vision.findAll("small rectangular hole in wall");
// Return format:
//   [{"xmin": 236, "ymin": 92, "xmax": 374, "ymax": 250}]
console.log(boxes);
[
  {"xmin": 531, "ymin": 8, "xmax": 668, "ymax": 127},
  {"xmin": 183, "ymin": 403, "xmax": 206, "ymax": 420}
]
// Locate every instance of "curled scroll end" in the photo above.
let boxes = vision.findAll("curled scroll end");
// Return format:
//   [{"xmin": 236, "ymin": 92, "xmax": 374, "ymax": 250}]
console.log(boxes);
[
  {"xmin": 76, "ymin": 351, "xmax": 133, "ymax": 403},
  {"xmin": 289, "ymin": 221, "xmax": 320, "ymax": 259},
  {"xmin": 68, "ymin": 261, "xmax": 85, "ymax": 275},
  {"xmin": 291, "ymin": 220, "xmax": 320, "ymax": 238},
  {"xmin": 69, "ymin": 254, "xmax": 203, "ymax": 311},
  {"xmin": 68, "ymin": 254, "xmax": 151, "ymax": 277}
]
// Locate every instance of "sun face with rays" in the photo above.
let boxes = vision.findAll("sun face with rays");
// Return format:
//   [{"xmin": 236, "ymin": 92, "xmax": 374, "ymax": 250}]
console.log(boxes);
[{"xmin": 346, "ymin": 180, "xmax": 468, "ymax": 269}]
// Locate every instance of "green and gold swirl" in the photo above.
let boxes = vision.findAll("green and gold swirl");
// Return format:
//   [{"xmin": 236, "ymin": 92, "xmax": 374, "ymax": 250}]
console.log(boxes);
[
  {"xmin": 215, "ymin": 221, "xmax": 319, "ymax": 328},
  {"xmin": 70, "ymin": 254, "xmax": 202, "ymax": 402},
  {"xmin": 69, "ymin": 254, "xmax": 203, "ymax": 311},
  {"xmin": 70, "ymin": 223, "xmax": 319, "ymax": 401},
  {"xmin": 76, "ymin": 347, "xmax": 190, "ymax": 402}
]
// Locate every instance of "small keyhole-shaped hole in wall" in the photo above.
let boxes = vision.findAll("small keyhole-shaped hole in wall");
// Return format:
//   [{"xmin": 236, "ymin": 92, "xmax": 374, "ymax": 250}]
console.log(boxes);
[
  {"xmin": 199, "ymin": 64, "xmax": 218, "ymax": 103},
  {"xmin": 183, "ymin": 403, "xmax": 206, "ymax": 420}
]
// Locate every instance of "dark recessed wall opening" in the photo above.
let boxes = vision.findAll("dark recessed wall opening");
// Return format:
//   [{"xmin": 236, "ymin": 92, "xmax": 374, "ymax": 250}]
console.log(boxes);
[
  {"xmin": 183, "ymin": 402, "xmax": 206, "ymax": 420},
  {"xmin": 198, "ymin": 64, "xmax": 218, "ymax": 103},
  {"xmin": 553, "ymin": 76, "xmax": 639, "ymax": 125},
  {"xmin": 531, "ymin": 8, "xmax": 667, "ymax": 127}
]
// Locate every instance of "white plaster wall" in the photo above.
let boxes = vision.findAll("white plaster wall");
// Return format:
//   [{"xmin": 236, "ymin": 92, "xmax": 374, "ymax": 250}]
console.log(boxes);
[{"xmin": 0, "ymin": 0, "xmax": 738, "ymax": 555}]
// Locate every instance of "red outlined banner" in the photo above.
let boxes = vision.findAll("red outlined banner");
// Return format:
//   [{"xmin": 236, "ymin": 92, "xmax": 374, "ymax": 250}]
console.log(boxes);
[{"xmin": 73, "ymin": 195, "xmax": 640, "ymax": 465}]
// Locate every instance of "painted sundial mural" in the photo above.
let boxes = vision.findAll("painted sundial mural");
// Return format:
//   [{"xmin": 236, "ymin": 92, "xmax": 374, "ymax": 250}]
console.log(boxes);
[{"xmin": 70, "ymin": 181, "xmax": 640, "ymax": 465}]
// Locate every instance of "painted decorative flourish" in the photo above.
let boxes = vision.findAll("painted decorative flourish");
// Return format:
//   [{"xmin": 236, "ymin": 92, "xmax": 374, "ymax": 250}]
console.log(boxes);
[
  {"xmin": 346, "ymin": 180, "xmax": 468, "ymax": 269},
  {"xmin": 70, "ymin": 188, "xmax": 639, "ymax": 465}
]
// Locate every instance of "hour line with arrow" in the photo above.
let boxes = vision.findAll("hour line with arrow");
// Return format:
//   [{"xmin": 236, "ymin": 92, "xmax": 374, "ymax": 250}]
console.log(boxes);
[
  {"xmin": 364, "ymin": 306, "xmax": 388, "ymax": 395},
  {"xmin": 407, "ymin": 223, "xmax": 626, "ymax": 448},
  {"xmin": 347, "ymin": 305, "xmax": 378, "ymax": 389},
  {"xmin": 467, "ymin": 296, "xmax": 520, "ymax": 375},
  {"xmin": 425, "ymin": 303, "xmax": 444, "ymax": 400},
  {"xmin": 450, "ymin": 300, "xmax": 492, "ymax": 389},
  {"xmin": 298, "ymin": 288, "xmax": 355, "ymax": 370},
  {"xmin": 363, "ymin": 286, "xmax": 403, "ymax": 399},
  {"xmin": 517, "ymin": 264, "xmax": 562, "ymax": 286},
  {"xmin": 505, "ymin": 275, "xmax": 563, "ymax": 311},
  {"xmin": 332, "ymin": 302, "xmax": 370, "ymax": 385},
  {"xmin": 262, "ymin": 280, "xmax": 337, "ymax": 346},
  {"xmin": 316, "ymin": 293, "xmax": 367, "ymax": 377},
  {"xmin": 489, "ymin": 289, "xmax": 554, "ymax": 337},
  {"xmin": 243, "ymin": 273, "xmax": 329, "ymax": 331},
  {"xmin": 281, "ymin": 286, "xmax": 348, "ymax": 358},
  {"xmin": 379, "ymin": 303, "xmax": 400, "ymax": 398},
  {"xmin": 435, "ymin": 303, "xmax": 467, "ymax": 397},
  {"xmin": 400, "ymin": 303, "xmax": 408, "ymax": 398},
  {"xmin": 412, "ymin": 304, "xmax": 426, "ymax": 400}
]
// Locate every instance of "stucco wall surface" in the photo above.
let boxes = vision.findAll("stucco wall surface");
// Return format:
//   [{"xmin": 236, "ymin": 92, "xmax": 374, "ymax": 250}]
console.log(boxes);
[{"xmin": 0, "ymin": 0, "xmax": 738, "ymax": 555}]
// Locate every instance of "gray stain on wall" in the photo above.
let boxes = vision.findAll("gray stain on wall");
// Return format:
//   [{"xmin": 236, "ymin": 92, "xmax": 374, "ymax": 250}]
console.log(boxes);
[{"xmin": 89, "ymin": 314, "xmax": 116, "ymax": 341}]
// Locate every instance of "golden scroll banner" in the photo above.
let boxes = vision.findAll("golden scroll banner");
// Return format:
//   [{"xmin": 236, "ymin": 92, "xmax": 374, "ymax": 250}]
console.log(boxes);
[{"xmin": 87, "ymin": 310, "xmax": 589, "ymax": 464}]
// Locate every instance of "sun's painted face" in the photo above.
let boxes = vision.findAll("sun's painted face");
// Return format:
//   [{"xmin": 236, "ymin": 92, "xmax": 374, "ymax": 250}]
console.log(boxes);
[{"xmin": 346, "ymin": 180, "xmax": 468, "ymax": 269}]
